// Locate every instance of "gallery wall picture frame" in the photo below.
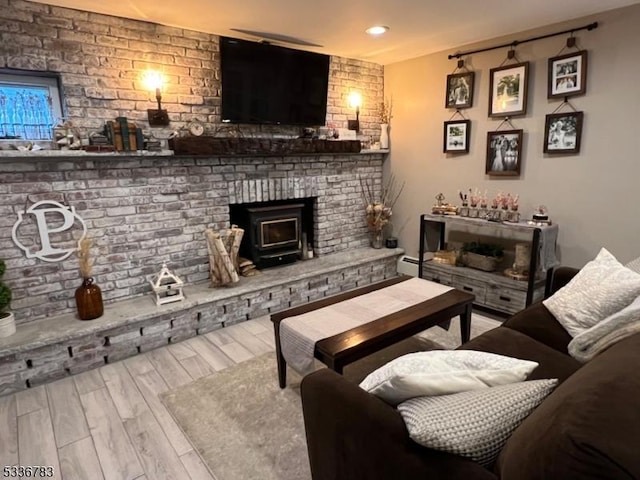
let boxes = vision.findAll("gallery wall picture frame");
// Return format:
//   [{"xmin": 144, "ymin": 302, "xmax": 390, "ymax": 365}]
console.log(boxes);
[
  {"xmin": 488, "ymin": 62, "xmax": 529, "ymax": 118},
  {"xmin": 443, "ymin": 120, "xmax": 471, "ymax": 153},
  {"xmin": 445, "ymin": 72, "xmax": 475, "ymax": 109},
  {"xmin": 543, "ymin": 111, "xmax": 584, "ymax": 154},
  {"xmin": 486, "ymin": 129, "xmax": 523, "ymax": 176},
  {"xmin": 548, "ymin": 51, "xmax": 588, "ymax": 99}
]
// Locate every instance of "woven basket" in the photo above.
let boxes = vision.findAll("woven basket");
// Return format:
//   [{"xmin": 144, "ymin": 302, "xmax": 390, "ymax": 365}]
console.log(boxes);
[{"xmin": 462, "ymin": 252, "xmax": 501, "ymax": 272}]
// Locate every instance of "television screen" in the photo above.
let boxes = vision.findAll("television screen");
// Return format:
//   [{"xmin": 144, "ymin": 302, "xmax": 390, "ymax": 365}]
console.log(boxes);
[{"xmin": 220, "ymin": 37, "xmax": 330, "ymax": 126}]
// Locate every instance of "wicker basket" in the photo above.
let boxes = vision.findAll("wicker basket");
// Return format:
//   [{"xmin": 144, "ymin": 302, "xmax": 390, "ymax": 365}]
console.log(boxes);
[{"xmin": 462, "ymin": 252, "xmax": 501, "ymax": 272}]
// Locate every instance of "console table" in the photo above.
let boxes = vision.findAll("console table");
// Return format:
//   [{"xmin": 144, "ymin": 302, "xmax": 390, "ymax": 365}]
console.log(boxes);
[{"xmin": 418, "ymin": 214, "xmax": 559, "ymax": 315}]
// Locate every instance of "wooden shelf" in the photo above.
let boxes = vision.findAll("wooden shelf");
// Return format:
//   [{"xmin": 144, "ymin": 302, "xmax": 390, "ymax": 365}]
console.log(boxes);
[{"xmin": 169, "ymin": 137, "xmax": 362, "ymax": 156}]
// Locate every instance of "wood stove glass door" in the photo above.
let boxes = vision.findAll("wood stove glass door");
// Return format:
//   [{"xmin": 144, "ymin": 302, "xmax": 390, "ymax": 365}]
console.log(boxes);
[{"xmin": 260, "ymin": 217, "xmax": 298, "ymax": 249}]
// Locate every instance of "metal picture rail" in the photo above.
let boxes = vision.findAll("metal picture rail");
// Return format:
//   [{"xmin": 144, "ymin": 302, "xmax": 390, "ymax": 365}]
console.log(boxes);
[{"xmin": 447, "ymin": 22, "xmax": 598, "ymax": 60}]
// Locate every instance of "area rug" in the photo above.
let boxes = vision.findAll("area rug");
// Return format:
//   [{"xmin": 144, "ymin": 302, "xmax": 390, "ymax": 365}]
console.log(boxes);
[
  {"xmin": 160, "ymin": 318, "xmax": 498, "ymax": 480},
  {"xmin": 162, "ymin": 352, "xmax": 309, "ymax": 480}
]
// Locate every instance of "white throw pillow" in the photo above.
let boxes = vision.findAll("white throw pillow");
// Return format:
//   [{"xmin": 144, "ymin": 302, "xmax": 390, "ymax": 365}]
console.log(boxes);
[
  {"xmin": 358, "ymin": 350, "xmax": 538, "ymax": 405},
  {"xmin": 398, "ymin": 379, "xmax": 558, "ymax": 466},
  {"xmin": 543, "ymin": 248, "xmax": 640, "ymax": 337}
]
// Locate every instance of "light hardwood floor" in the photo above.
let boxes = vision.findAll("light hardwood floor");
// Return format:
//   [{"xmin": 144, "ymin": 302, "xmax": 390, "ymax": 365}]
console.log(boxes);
[{"xmin": 0, "ymin": 313, "xmax": 500, "ymax": 480}]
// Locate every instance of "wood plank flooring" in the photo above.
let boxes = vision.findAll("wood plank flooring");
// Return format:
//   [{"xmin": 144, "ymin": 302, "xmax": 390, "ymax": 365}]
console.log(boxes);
[{"xmin": 1, "ymin": 313, "xmax": 499, "ymax": 480}]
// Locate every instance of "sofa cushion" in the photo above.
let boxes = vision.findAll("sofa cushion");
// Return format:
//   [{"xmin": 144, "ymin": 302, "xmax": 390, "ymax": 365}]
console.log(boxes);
[
  {"xmin": 359, "ymin": 350, "xmax": 538, "ymax": 405},
  {"xmin": 503, "ymin": 301, "xmax": 573, "ymax": 354},
  {"xmin": 398, "ymin": 380, "xmax": 557, "ymax": 467},
  {"xmin": 543, "ymin": 248, "xmax": 640, "ymax": 337},
  {"xmin": 459, "ymin": 327, "xmax": 581, "ymax": 382},
  {"xmin": 495, "ymin": 332, "xmax": 640, "ymax": 480}
]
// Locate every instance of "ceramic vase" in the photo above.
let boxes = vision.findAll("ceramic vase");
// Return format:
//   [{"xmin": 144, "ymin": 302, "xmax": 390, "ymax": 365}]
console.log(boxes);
[
  {"xmin": 75, "ymin": 277, "xmax": 104, "ymax": 320},
  {"xmin": 380, "ymin": 123, "xmax": 390, "ymax": 149}
]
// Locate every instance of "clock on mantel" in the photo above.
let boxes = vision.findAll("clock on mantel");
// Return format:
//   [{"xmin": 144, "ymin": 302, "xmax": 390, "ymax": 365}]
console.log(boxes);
[{"xmin": 186, "ymin": 121, "xmax": 205, "ymax": 137}]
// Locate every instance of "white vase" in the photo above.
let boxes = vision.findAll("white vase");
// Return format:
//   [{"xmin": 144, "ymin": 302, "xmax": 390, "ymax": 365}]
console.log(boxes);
[
  {"xmin": 380, "ymin": 123, "xmax": 390, "ymax": 149},
  {"xmin": 0, "ymin": 312, "xmax": 16, "ymax": 337}
]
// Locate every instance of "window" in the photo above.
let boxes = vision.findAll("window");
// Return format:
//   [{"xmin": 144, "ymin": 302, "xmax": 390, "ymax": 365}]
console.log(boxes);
[{"xmin": 0, "ymin": 71, "xmax": 63, "ymax": 141}]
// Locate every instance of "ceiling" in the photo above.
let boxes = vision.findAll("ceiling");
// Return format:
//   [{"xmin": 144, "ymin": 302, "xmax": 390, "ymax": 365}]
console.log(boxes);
[{"xmin": 32, "ymin": 0, "xmax": 640, "ymax": 65}]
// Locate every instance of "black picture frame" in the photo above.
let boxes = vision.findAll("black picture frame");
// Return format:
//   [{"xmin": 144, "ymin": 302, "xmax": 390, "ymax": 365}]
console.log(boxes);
[
  {"xmin": 488, "ymin": 62, "xmax": 529, "ymax": 118},
  {"xmin": 486, "ymin": 129, "xmax": 523, "ymax": 176},
  {"xmin": 548, "ymin": 51, "xmax": 587, "ymax": 99},
  {"xmin": 543, "ymin": 111, "xmax": 584, "ymax": 154},
  {"xmin": 443, "ymin": 120, "xmax": 471, "ymax": 153},
  {"xmin": 445, "ymin": 72, "xmax": 475, "ymax": 109}
]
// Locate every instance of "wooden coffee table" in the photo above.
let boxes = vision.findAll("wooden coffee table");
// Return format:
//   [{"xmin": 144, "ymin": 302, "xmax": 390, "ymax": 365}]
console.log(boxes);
[{"xmin": 271, "ymin": 276, "xmax": 475, "ymax": 388}]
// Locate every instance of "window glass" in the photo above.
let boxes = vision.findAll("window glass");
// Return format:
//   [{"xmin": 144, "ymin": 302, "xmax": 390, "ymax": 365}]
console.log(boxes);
[{"xmin": 0, "ymin": 73, "xmax": 63, "ymax": 141}]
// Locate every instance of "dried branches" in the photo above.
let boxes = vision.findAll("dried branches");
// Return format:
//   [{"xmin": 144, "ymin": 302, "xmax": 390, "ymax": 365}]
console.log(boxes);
[
  {"xmin": 360, "ymin": 174, "xmax": 404, "ymax": 210},
  {"xmin": 360, "ymin": 174, "xmax": 405, "ymax": 231},
  {"xmin": 77, "ymin": 237, "xmax": 93, "ymax": 279},
  {"xmin": 378, "ymin": 97, "xmax": 393, "ymax": 124}
]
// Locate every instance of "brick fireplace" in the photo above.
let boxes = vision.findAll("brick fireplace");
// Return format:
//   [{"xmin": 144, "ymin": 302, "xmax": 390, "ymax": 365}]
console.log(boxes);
[{"xmin": 0, "ymin": 149, "xmax": 401, "ymax": 394}]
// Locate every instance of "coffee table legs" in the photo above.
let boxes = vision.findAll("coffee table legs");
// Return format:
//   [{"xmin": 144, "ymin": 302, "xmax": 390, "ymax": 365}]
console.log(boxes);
[
  {"xmin": 460, "ymin": 302, "xmax": 472, "ymax": 344},
  {"xmin": 273, "ymin": 320, "xmax": 287, "ymax": 388}
]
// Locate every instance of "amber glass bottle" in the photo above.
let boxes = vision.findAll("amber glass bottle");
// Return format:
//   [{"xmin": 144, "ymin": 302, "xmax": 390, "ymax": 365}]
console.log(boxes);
[{"xmin": 75, "ymin": 277, "xmax": 103, "ymax": 320}]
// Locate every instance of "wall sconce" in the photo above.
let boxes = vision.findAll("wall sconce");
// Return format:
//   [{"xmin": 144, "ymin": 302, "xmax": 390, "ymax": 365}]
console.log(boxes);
[
  {"xmin": 143, "ymin": 71, "xmax": 170, "ymax": 126},
  {"xmin": 347, "ymin": 91, "xmax": 362, "ymax": 131}
]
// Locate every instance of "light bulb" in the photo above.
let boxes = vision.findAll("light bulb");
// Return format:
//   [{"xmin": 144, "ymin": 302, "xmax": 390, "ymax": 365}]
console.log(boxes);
[{"xmin": 348, "ymin": 91, "xmax": 362, "ymax": 109}]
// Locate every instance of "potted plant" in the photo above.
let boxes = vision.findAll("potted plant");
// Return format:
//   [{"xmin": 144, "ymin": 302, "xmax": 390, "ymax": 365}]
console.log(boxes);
[
  {"xmin": 460, "ymin": 242, "xmax": 504, "ymax": 272},
  {"xmin": 0, "ymin": 259, "xmax": 15, "ymax": 337}
]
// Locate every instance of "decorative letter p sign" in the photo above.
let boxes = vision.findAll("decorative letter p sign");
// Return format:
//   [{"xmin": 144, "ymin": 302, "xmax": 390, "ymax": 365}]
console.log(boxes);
[{"xmin": 12, "ymin": 200, "xmax": 87, "ymax": 262}]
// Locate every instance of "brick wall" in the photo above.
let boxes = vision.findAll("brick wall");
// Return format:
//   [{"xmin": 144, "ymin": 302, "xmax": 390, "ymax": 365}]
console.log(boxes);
[
  {"xmin": 0, "ymin": 0, "xmax": 388, "ymax": 325},
  {"xmin": 0, "ymin": 0, "xmax": 384, "ymax": 143},
  {"xmin": 0, "ymin": 152, "xmax": 385, "ymax": 325}
]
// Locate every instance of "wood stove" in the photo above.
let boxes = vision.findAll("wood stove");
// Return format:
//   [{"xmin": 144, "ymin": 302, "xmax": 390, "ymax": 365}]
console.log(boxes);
[{"xmin": 236, "ymin": 203, "xmax": 304, "ymax": 268}]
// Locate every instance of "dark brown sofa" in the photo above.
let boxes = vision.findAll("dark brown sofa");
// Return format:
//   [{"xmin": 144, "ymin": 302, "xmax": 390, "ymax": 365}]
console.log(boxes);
[{"xmin": 300, "ymin": 267, "xmax": 640, "ymax": 479}]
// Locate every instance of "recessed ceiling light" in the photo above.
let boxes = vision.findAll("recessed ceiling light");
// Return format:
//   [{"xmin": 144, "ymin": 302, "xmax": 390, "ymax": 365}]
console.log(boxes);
[{"xmin": 366, "ymin": 26, "xmax": 389, "ymax": 36}]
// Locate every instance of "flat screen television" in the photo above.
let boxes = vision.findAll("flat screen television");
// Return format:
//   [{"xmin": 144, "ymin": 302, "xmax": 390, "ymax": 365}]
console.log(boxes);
[{"xmin": 220, "ymin": 36, "xmax": 330, "ymax": 126}]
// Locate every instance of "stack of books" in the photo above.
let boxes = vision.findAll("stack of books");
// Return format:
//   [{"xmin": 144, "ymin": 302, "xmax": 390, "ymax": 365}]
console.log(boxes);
[{"xmin": 104, "ymin": 117, "xmax": 144, "ymax": 151}]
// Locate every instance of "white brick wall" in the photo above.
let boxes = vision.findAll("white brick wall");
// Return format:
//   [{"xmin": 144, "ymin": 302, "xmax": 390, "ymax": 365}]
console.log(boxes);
[
  {"xmin": 0, "ymin": 0, "xmax": 388, "ymax": 325},
  {"xmin": 0, "ymin": 0, "xmax": 385, "ymax": 142}
]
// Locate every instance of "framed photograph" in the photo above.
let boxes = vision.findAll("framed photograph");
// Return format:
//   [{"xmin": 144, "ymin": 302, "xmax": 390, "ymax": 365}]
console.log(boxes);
[
  {"xmin": 488, "ymin": 62, "xmax": 529, "ymax": 117},
  {"xmin": 445, "ymin": 72, "xmax": 475, "ymax": 109},
  {"xmin": 543, "ymin": 111, "xmax": 584, "ymax": 154},
  {"xmin": 486, "ymin": 129, "xmax": 523, "ymax": 176},
  {"xmin": 548, "ymin": 51, "xmax": 587, "ymax": 99},
  {"xmin": 443, "ymin": 120, "xmax": 471, "ymax": 153}
]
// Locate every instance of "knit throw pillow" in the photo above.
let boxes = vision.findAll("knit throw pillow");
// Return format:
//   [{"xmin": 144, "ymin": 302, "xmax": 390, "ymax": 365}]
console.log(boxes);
[{"xmin": 398, "ymin": 379, "xmax": 558, "ymax": 466}]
